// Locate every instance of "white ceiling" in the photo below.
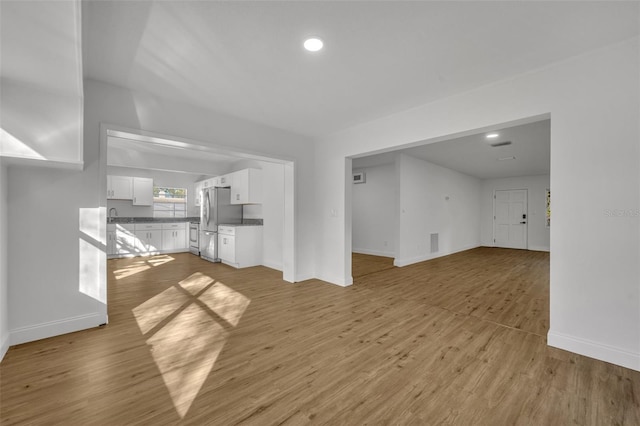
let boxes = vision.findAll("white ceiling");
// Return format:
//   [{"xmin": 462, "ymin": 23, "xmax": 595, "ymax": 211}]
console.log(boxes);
[
  {"xmin": 82, "ymin": 1, "xmax": 640, "ymax": 139},
  {"xmin": 1, "ymin": 1, "xmax": 82, "ymax": 96},
  {"xmin": 353, "ymin": 118, "xmax": 550, "ymax": 180}
]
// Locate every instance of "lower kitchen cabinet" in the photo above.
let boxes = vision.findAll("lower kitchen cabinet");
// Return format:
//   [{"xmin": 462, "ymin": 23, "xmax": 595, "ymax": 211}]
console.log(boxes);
[
  {"xmin": 134, "ymin": 228, "xmax": 162, "ymax": 255},
  {"xmin": 161, "ymin": 223, "xmax": 188, "ymax": 252},
  {"xmin": 108, "ymin": 222, "xmax": 189, "ymax": 258},
  {"xmin": 107, "ymin": 224, "xmax": 136, "ymax": 258},
  {"xmin": 218, "ymin": 225, "xmax": 263, "ymax": 268}
]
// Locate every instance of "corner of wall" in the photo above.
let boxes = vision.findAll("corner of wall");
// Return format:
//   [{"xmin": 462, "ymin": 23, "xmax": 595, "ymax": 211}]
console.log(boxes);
[
  {"xmin": 548, "ymin": 330, "xmax": 640, "ymax": 372},
  {"xmin": 0, "ymin": 159, "xmax": 8, "ymax": 362}
]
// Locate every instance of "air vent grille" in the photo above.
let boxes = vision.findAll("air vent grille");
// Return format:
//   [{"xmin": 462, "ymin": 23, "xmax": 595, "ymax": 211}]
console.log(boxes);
[
  {"xmin": 430, "ymin": 233, "xmax": 439, "ymax": 254},
  {"xmin": 490, "ymin": 141, "xmax": 512, "ymax": 147}
]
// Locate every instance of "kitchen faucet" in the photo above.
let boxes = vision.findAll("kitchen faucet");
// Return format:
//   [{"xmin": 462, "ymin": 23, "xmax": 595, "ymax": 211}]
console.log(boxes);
[{"xmin": 109, "ymin": 207, "xmax": 118, "ymax": 221}]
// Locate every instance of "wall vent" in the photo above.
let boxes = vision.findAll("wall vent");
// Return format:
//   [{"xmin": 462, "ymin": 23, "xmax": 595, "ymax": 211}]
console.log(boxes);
[
  {"xmin": 430, "ymin": 233, "xmax": 439, "ymax": 253},
  {"xmin": 490, "ymin": 141, "xmax": 512, "ymax": 147}
]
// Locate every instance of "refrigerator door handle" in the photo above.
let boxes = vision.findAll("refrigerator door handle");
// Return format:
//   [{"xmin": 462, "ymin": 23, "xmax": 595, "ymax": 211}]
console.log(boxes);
[{"xmin": 203, "ymin": 190, "xmax": 211, "ymax": 227}]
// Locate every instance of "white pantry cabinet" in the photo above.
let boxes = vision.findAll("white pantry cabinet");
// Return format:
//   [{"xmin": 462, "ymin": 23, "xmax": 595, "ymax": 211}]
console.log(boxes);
[
  {"xmin": 218, "ymin": 225, "xmax": 263, "ymax": 268},
  {"xmin": 132, "ymin": 177, "xmax": 154, "ymax": 206},
  {"xmin": 107, "ymin": 175, "xmax": 133, "ymax": 200},
  {"xmin": 230, "ymin": 168, "xmax": 262, "ymax": 204}
]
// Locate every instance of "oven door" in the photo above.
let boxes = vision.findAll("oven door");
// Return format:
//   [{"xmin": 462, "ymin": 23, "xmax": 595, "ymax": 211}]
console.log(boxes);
[{"xmin": 189, "ymin": 223, "xmax": 199, "ymax": 255}]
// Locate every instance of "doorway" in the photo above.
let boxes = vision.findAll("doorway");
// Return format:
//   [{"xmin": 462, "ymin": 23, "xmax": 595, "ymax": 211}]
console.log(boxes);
[{"xmin": 493, "ymin": 189, "xmax": 528, "ymax": 249}]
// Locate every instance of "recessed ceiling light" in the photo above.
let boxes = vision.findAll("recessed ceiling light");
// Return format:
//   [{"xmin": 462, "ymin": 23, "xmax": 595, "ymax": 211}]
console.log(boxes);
[
  {"xmin": 304, "ymin": 37, "xmax": 323, "ymax": 52},
  {"xmin": 497, "ymin": 156, "xmax": 516, "ymax": 161},
  {"xmin": 486, "ymin": 133, "xmax": 499, "ymax": 139}
]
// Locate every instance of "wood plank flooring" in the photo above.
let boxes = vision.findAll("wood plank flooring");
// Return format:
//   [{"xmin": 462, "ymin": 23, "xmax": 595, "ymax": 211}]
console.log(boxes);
[
  {"xmin": 1, "ymin": 248, "xmax": 639, "ymax": 425},
  {"xmin": 351, "ymin": 253, "xmax": 395, "ymax": 278}
]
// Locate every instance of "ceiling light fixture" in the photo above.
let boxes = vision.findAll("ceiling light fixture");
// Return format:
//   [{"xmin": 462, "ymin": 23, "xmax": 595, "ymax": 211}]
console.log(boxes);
[
  {"xmin": 304, "ymin": 37, "xmax": 324, "ymax": 52},
  {"xmin": 486, "ymin": 133, "xmax": 499, "ymax": 139},
  {"xmin": 497, "ymin": 156, "xmax": 516, "ymax": 161}
]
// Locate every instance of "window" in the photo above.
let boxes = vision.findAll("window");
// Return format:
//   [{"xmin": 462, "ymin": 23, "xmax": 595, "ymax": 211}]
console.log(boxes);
[{"xmin": 153, "ymin": 187, "xmax": 187, "ymax": 218}]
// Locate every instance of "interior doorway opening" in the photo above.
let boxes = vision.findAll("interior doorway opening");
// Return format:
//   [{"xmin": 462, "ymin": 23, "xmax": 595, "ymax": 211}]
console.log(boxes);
[
  {"xmin": 347, "ymin": 114, "xmax": 550, "ymax": 283},
  {"xmin": 98, "ymin": 124, "xmax": 297, "ymax": 323}
]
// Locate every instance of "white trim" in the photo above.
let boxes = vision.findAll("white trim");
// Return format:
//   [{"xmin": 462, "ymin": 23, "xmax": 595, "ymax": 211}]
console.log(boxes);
[
  {"xmin": 315, "ymin": 273, "xmax": 353, "ymax": 287},
  {"xmin": 528, "ymin": 245, "xmax": 550, "ymax": 252},
  {"xmin": 10, "ymin": 313, "xmax": 103, "ymax": 346},
  {"xmin": 1, "ymin": 156, "xmax": 83, "ymax": 171},
  {"xmin": 352, "ymin": 248, "xmax": 395, "ymax": 258},
  {"xmin": 548, "ymin": 330, "xmax": 640, "ymax": 372},
  {"xmin": 294, "ymin": 272, "xmax": 315, "ymax": 283},
  {"xmin": 261, "ymin": 260, "xmax": 283, "ymax": 272},
  {"xmin": 0, "ymin": 332, "xmax": 9, "ymax": 362},
  {"xmin": 394, "ymin": 244, "xmax": 480, "ymax": 267}
]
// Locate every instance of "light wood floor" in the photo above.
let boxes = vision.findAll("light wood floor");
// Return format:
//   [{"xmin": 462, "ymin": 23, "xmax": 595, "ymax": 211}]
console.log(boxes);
[
  {"xmin": 351, "ymin": 253, "xmax": 395, "ymax": 278},
  {"xmin": 1, "ymin": 248, "xmax": 639, "ymax": 425}
]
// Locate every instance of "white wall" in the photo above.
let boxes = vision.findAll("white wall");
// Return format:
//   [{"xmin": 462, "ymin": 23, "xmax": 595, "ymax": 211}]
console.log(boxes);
[
  {"xmin": 87, "ymin": 79, "xmax": 315, "ymax": 280},
  {"xmin": 107, "ymin": 166, "xmax": 205, "ymax": 218},
  {"xmin": 3, "ymin": 78, "xmax": 315, "ymax": 346},
  {"xmin": 315, "ymin": 38, "xmax": 640, "ymax": 371},
  {"xmin": 352, "ymin": 162, "xmax": 397, "ymax": 257},
  {"xmin": 227, "ymin": 159, "xmax": 285, "ymax": 271},
  {"xmin": 0, "ymin": 159, "xmax": 9, "ymax": 361},
  {"xmin": 0, "ymin": 78, "xmax": 83, "ymax": 167},
  {"xmin": 480, "ymin": 175, "xmax": 550, "ymax": 251},
  {"xmin": 8, "ymin": 164, "xmax": 105, "ymax": 344},
  {"xmin": 396, "ymin": 154, "xmax": 481, "ymax": 266}
]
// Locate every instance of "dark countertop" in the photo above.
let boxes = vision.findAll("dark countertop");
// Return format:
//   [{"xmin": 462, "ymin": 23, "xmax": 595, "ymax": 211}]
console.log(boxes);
[{"xmin": 108, "ymin": 216, "xmax": 200, "ymax": 224}]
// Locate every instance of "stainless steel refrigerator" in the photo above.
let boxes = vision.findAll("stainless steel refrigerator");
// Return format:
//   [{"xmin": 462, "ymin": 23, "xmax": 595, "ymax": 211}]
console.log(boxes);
[{"xmin": 200, "ymin": 187, "xmax": 242, "ymax": 262}]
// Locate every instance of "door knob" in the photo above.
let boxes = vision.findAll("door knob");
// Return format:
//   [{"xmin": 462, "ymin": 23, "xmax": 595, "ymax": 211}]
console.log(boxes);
[{"xmin": 520, "ymin": 221, "xmax": 527, "ymax": 224}]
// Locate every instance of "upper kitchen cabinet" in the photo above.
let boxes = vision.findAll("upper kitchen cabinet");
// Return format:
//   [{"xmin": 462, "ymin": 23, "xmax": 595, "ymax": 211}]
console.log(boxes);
[
  {"xmin": 230, "ymin": 168, "xmax": 262, "ymax": 204},
  {"xmin": 107, "ymin": 175, "xmax": 133, "ymax": 200},
  {"xmin": 132, "ymin": 177, "xmax": 153, "ymax": 206},
  {"xmin": 217, "ymin": 173, "xmax": 233, "ymax": 188}
]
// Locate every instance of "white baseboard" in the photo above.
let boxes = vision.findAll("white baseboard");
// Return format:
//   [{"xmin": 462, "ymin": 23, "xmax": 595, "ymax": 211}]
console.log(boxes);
[
  {"xmin": 10, "ymin": 313, "xmax": 104, "ymax": 346},
  {"xmin": 394, "ymin": 244, "xmax": 480, "ymax": 267},
  {"xmin": 315, "ymin": 273, "xmax": 353, "ymax": 287},
  {"xmin": 295, "ymin": 272, "xmax": 315, "ymax": 283},
  {"xmin": 261, "ymin": 260, "xmax": 283, "ymax": 272},
  {"xmin": 548, "ymin": 330, "xmax": 640, "ymax": 372},
  {"xmin": 0, "ymin": 332, "xmax": 9, "ymax": 363},
  {"xmin": 352, "ymin": 248, "xmax": 394, "ymax": 258},
  {"xmin": 528, "ymin": 245, "xmax": 550, "ymax": 252}
]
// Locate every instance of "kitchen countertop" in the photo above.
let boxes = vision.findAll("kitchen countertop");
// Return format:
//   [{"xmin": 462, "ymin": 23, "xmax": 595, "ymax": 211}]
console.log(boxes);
[
  {"xmin": 107, "ymin": 216, "xmax": 200, "ymax": 224},
  {"xmin": 219, "ymin": 223, "xmax": 263, "ymax": 227}
]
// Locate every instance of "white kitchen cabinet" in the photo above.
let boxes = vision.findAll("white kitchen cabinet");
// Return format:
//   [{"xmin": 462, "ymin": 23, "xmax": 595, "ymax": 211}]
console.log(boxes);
[
  {"xmin": 230, "ymin": 168, "xmax": 262, "ymax": 204},
  {"xmin": 132, "ymin": 177, "xmax": 154, "ymax": 206},
  {"xmin": 161, "ymin": 222, "xmax": 188, "ymax": 252},
  {"xmin": 107, "ymin": 175, "xmax": 133, "ymax": 200},
  {"xmin": 107, "ymin": 224, "xmax": 136, "ymax": 258},
  {"xmin": 218, "ymin": 225, "xmax": 263, "ymax": 268},
  {"xmin": 107, "ymin": 225, "xmax": 116, "ymax": 255},
  {"xmin": 134, "ymin": 223, "xmax": 162, "ymax": 254},
  {"xmin": 217, "ymin": 173, "xmax": 232, "ymax": 187}
]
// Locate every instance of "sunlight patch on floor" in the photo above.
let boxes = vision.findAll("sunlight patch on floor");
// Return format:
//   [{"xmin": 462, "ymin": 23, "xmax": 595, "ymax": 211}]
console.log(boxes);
[
  {"xmin": 114, "ymin": 255, "xmax": 175, "ymax": 280},
  {"xmin": 179, "ymin": 272, "xmax": 214, "ymax": 295},
  {"xmin": 133, "ymin": 272, "xmax": 251, "ymax": 418},
  {"xmin": 133, "ymin": 286, "xmax": 190, "ymax": 335},
  {"xmin": 198, "ymin": 282, "xmax": 251, "ymax": 327},
  {"xmin": 146, "ymin": 304, "xmax": 228, "ymax": 418}
]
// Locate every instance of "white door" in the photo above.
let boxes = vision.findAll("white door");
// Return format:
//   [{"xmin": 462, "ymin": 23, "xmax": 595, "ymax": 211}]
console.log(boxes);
[{"xmin": 494, "ymin": 189, "xmax": 528, "ymax": 249}]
